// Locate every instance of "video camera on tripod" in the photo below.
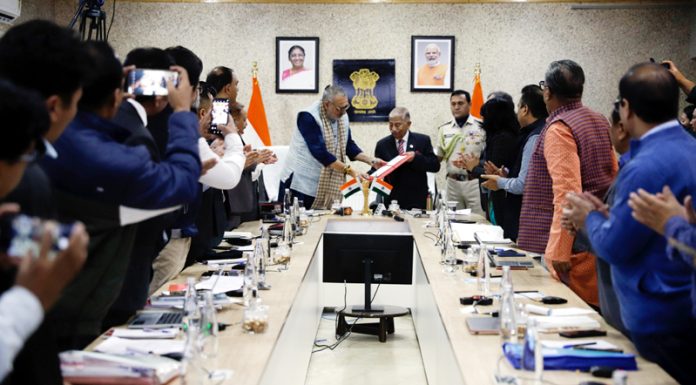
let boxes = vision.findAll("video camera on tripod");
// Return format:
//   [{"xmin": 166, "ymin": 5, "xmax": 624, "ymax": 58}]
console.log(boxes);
[{"xmin": 68, "ymin": 0, "xmax": 109, "ymax": 41}]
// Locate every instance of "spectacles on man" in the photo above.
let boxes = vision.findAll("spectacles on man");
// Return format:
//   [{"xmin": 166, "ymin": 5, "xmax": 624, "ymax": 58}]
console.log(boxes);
[
  {"xmin": 331, "ymin": 101, "xmax": 350, "ymax": 113},
  {"xmin": 613, "ymin": 97, "xmax": 622, "ymax": 112},
  {"xmin": 538, "ymin": 80, "xmax": 546, "ymax": 89}
]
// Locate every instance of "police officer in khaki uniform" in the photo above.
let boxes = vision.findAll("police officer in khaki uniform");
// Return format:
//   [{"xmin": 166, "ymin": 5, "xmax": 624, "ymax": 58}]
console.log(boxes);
[{"xmin": 434, "ymin": 90, "xmax": 486, "ymax": 216}]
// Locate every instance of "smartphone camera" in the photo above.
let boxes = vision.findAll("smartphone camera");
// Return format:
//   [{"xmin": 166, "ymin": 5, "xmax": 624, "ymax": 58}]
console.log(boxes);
[
  {"xmin": 127, "ymin": 69, "xmax": 179, "ymax": 96},
  {"xmin": 210, "ymin": 98, "xmax": 229, "ymax": 136},
  {"xmin": 0, "ymin": 214, "xmax": 73, "ymax": 260}
]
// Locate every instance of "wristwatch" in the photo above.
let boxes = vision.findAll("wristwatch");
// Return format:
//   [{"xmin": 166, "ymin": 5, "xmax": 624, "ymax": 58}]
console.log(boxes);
[{"xmin": 343, "ymin": 164, "xmax": 352, "ymax": 175}]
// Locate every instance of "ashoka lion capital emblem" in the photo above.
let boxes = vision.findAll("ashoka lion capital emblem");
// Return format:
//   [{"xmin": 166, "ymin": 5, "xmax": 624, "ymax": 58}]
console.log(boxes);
[{"xmin": 349, "ymin": 68, "xmax": 379, "ymax": 110}]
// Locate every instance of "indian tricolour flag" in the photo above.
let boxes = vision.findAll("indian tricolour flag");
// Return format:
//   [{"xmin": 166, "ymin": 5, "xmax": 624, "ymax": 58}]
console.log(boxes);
[
  {"xmin": 371, "ymin": 178, "xmax": 393, "ymax": 197},
  {"xmin": 340, "ymin": 178, "xmax": 361, "ymax": 199}
]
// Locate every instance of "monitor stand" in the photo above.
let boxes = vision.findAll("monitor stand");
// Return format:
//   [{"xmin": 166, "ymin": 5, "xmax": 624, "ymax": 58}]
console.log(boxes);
[
  {"xmin": 352, "ymin": 257, "xmax": 384, "ymax": 313},
  {"xmin": 336, "ymin": 257, "xmax": 410, "ymax": 342}
]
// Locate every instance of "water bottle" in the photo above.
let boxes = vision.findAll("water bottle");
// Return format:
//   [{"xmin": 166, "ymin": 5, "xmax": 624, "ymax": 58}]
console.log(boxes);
[
  {"xmin": 282, "ymin": 213, "xmax": 294, "ymax": 244},
  {"xmin": 293, "ymin": 197, "xmax": 300, "ymax": 228},
  {"xmin": 499, "ymin": 266, "xmax": 517, "ymax": 342},
  {"xmin": 516, "ymin": 302, "xmax": 528, "ymax": 341},
  {"xmin": 199, "ymin": 290, "xmax": 218, "ymax": 358},
  {"xmin": 522, "ymin": 318, "xmax": 543, "ymax": 382},
  {"xmin": 283, "ymin": 188, "xmax": 292, "ymax": 216},
  {"xmin": 262, "ymin": 227, "xmax": 271, "ymax": 266},
  {"xmin": 443, "ymin": 224, "xmax": 457, "ymax": 272},
  {"xmin": 255, "ymin": 234, "xmax": 269, "ymax": 290},
  {"xmin": 477, "ymin": 244, "xmax": 489, "ymax": 294},
  {"xmin": 243, "ymin": 252, "xmax": 257, "ymax": 307},
  {"xmin": 183, "ymin": 277, "xmax": 200, "ymax": 330},
  {"xmin": 437, "ymin": 200, "xmax": 447, "ymax": 246},
  {"xmin": 440, "ymin": 221, "xmax": 449, "ymax": 258}
]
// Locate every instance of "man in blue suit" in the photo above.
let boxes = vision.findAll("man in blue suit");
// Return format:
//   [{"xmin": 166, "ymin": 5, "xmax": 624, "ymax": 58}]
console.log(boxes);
[
  {"xmin": 373, "ymin": 107, "xmax": 440, "ymax": 210},
  {"xmin": 565, "ymin": 62, "xmax": 696, "ymax": 384}
]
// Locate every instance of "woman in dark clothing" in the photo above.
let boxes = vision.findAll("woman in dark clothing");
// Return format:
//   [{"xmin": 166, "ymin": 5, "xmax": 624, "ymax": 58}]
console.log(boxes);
[{"xmin": 480, "ymin": 94, "xmax": 520, "ymax": 239}]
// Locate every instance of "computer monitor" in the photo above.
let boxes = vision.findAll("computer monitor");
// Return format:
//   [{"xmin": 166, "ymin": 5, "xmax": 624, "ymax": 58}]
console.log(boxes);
[{"xmin": 323, "ymin": 224, "xmax": 413, "ymax": 312}]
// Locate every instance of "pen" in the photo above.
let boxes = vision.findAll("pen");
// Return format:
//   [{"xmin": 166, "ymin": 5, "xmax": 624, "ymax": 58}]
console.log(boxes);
[
  {"xmin": 514, "ymin": 290, "xmax": 539, "ymax": 294},
  {"xmin": 563, "ymin": 342, "xmax": 596, "ymax": 349},
  {"xmin": 574, "ymin": 346, "xmax": 624, "ymax": 353}
]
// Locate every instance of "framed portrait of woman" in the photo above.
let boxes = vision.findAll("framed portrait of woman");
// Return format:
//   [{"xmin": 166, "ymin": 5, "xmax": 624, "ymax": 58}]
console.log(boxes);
[
  {"xmin": 276, "ymin": 37, "xmax": 319, "ymax": 93},
  {"xmin": 410, "ymin": 36, "xmax": 455, "ymax": 92}
]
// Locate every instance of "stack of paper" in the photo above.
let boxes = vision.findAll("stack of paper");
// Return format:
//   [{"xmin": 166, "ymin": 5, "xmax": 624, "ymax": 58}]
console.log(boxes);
[
  {"xmin": 529, "ymin": 315, "xmax": 601, "ymax": 332},
  {"xmin": 60, "ymin": 350, "xmax": 180, "ymax": 385},
  {"xmin": 525, "ymin": 304, "xmax": 595, "ymax": 317},
  {"xmin": 223, "ymin": 231, "xmax": 253, "ymax": 239},
  {"xmin": 451, "ymin": 223, "xmax": 512, "ymax": 244},
  {"xmin": 111, "ymin": 328, "xmax": 179, "ymax": 339},
  {"xmin": 95, "ymin": 337, "xmax": 185, "ymax": 356},
  {"xmin": 195, "ymin": 275, "xmax": 244, "ymax": 294}
]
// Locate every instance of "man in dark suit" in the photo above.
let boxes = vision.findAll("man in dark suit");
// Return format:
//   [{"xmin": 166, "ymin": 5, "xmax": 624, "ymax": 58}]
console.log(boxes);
[{"xmin": 374, "ymin": 107, "xmax": 440, "ymax": 210}]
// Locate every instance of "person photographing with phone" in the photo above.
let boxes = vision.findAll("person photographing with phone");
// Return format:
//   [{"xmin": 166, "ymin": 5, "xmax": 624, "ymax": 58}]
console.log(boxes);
[
  {"xmin": 40, "ymin": 41, "xmax": 201, "ymax": 350},
  {"xmin": 0, "ymin": 79, "xmax": 88, "ymax": 381}
]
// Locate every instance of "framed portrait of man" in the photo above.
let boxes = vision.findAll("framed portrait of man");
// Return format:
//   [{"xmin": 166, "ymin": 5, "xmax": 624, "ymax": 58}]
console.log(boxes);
[
  {"xmin": 410, "ymin": 36, "xmax": 455, "ymax": 92},
  {"xmin": 276, "ymin": 37, "xmax": 319, "ymax": 93}
]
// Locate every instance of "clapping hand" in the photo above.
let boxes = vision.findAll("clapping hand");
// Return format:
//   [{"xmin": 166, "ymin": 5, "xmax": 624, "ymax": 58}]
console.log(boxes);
[
  {"xmin": 628, "ymin": 186, "xmax": 693, "ymax": 235},
  {"xmin": 563, "ymin": 192, "xmax": 608, "ymax": 233},
  {"xmin": 483, "ymin": 161, "xmax": 507, "ymax": 177},
  {"xmin": 452, "ymin": 153, "xmax": 479, "ymax": 171},
  {"xmin": 480, "ymin": 175, "xmax": 500, "ymax": 191}
]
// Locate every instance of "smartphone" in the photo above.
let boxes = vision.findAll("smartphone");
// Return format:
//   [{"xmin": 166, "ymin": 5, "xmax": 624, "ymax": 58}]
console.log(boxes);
[
  {"xmin": 127, "ymin": 69, "xmax": 179, "ymax": 96},
  {"xmin": 0, "ymin": 214, "xmax": 73, "ymax": 259},
  {"xmin": 210, "ymin": 98, "xmax": 229, "ymax": 136},
  {"xmin": 559, "ymin": 329, "xmax": 607, "ymax": 338}
]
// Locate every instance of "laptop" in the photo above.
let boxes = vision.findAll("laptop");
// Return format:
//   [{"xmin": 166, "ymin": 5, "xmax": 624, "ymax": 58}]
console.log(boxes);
[
  {"xmin": 127, "ymin": 310, "xmax": 184, "ymax": 329},
  {"xmin": 488, "ymin": 252, "xmax": 534, "ymax": 269}
]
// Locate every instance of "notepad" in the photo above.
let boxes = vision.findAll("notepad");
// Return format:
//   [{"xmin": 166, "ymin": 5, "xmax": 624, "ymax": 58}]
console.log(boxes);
[
  {"xmin": 95, "ymin": 337, "xmax": 185, "ymax": 356},
  {"xmin": 223, "ymin": 231, "xmax": 253, "ymax": 239},
  {"xmin": 61, "ymin": 350, "xmax": 181, "ymax": 385},
  {"xmin": 195, "ymin": 275, "xmax": 244, "ymax": 294},
  {"xmin": 529, "ymin": 315, "xmax": 601, "ymax": 332},
  {"xmin": 451, "ymin": 223, "xmax": 513, "ymax": 244},
  {"xmin": 525, "ymin": 304, "xmax": 595, "ymax": 317},
  {"xmin": 111, "ymin": 328, "xmax": 179, "ymax": 339}
]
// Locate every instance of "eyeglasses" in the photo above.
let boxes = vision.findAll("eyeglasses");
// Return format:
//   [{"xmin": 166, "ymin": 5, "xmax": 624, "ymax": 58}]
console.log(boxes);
[
  {"xmin": 331, "ymin": 101, "xmax": 350, "ymax": 112},
  {"xmin": 538, "ymin": 81, "xmax": 546, "ymax": 90},
  {"xmin": 613, "ymin": 97, "xmax": 622, "ymax": 112}
]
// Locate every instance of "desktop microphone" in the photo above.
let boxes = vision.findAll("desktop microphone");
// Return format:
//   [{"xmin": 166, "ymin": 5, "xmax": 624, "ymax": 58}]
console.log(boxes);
[{"xmin": 393, "ymin": 214, "xmax": 404, "ymax": 222}]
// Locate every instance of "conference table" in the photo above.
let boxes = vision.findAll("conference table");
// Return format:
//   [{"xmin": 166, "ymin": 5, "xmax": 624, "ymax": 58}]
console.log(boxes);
[{"xmin": 100, "ymin": 213, "xmax": 677, "ymax": 385}]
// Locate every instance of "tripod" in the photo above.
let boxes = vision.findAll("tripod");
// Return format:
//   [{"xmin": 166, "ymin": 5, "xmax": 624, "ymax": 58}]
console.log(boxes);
[{"xmin": 68, "ymin": 0, "xmax": 107, "ymax": 41}]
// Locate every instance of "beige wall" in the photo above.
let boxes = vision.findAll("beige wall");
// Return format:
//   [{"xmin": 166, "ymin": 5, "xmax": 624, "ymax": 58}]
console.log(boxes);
[
  {"xmin": 0, "ymin": 1, "xmax": 54, "ymax": 35},
  {"xmin": 35, "ymin": 1, "xmax": 696, "ymax": 176}
]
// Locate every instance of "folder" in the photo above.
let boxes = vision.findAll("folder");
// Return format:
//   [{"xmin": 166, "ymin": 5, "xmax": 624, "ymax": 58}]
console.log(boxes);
[{"xmin": 502, "ymin": 342, "xmax": 637, "ymax": 372}]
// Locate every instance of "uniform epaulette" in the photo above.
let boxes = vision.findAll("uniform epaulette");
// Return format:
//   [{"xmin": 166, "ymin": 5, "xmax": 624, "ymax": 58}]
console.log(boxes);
[{"xmin": 437, "ymin": 120, "xmax": 452, "ymax": 129}]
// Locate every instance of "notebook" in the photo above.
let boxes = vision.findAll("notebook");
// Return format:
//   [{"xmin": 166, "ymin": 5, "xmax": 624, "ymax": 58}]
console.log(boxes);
[{"xmin": 466, "ymin": 316, "xmax": 500, "ymax": 335}]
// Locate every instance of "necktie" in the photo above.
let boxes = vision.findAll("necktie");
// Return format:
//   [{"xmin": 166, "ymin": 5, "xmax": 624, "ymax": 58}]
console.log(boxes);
[{"xmin": 398, "ymin": 139, "xmax": 405, "ymax": 155}]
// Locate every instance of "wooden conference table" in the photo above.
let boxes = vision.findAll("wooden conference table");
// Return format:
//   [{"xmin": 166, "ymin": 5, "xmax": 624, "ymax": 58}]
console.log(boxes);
[{"xmin": 95, "ymin": 214, "xmax": 677, "ymax": 385}]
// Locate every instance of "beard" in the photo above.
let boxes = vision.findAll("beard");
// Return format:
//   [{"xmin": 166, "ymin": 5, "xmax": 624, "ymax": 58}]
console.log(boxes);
[{"xmin": 426, "ymin": 58, "xmax": 440, "ymax": 67}]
